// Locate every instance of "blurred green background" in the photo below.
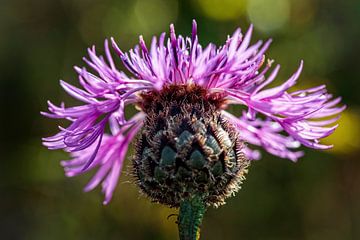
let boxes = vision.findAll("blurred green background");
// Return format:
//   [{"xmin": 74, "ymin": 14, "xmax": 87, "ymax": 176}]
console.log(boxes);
[{"xmin": 1, "ymin": 0, "xmax": 359, "ymax": 239}]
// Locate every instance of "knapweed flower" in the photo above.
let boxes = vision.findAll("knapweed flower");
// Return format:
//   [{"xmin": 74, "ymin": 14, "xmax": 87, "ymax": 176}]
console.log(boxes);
[{"xmin": 42, "ymin": 21, "xmax": 344, "ymax": 210}]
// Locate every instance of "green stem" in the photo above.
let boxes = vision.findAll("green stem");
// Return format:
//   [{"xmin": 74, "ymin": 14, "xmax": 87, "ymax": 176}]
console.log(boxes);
[{"xmin": 178, "ymin": 195, "xmax": 206, "ymax": 240}]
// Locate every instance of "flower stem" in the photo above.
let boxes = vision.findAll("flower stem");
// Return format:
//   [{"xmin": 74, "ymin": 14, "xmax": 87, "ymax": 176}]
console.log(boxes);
[{"xmin": 178, "ymin": 195, "xmax": 206, "ymax": 240}]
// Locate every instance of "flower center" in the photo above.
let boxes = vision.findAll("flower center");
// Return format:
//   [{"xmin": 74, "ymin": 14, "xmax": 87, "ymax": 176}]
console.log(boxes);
[{"xmin": 137, "ymin": 84, "xmax": 227, "ymax": 114}]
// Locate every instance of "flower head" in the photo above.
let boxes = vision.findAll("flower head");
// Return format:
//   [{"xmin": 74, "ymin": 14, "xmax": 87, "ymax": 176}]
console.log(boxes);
[{"xmin": 42, "ymin": 20, "xmax": 344, "ymax": 204}]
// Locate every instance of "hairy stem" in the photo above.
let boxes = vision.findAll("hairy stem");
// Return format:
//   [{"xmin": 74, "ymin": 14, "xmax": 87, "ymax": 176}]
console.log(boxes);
[{"xmin": 178, "ymin": 195, "xmax": 206, "ymax": 240}]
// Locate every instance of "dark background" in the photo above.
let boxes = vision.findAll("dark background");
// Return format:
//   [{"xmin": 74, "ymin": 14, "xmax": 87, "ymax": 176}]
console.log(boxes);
[{"xmin": 1, "ymin": 0, "xmax": 359, "ymax": 239}]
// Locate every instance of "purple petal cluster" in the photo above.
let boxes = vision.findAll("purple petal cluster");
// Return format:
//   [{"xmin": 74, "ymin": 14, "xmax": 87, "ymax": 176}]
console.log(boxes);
[{"xmin": 43, "ymin": 20, "xmax": 344, "ymax": 203}]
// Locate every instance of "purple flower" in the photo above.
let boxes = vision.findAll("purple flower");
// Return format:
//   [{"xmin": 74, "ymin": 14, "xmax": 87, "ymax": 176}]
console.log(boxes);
[{"xmin": 42, "ymin": 20, "xmax": 345, "ymax": 204}]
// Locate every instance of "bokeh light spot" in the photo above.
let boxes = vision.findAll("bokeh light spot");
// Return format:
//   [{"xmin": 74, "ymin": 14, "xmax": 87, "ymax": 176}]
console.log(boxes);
[
  {"xmin": 247, "ymin": 0, "xmax": 290, "ymax": 33},
  {"xmin": 134, "ymin": 0, "xmax": 178, "ymax": 35},
  {"xmin": 195, "ymin": 0, "xmax": 247, "ymax": 21},
  {"xmin": 323, "ymin": 110, "xmax": 360, "ymax": 153}
]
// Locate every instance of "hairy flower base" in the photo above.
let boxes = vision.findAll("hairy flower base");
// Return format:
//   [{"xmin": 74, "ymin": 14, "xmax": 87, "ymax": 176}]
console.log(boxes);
[{"xmin": 134, "ymin": 85, "xmax": 250, "ymax": 207}]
